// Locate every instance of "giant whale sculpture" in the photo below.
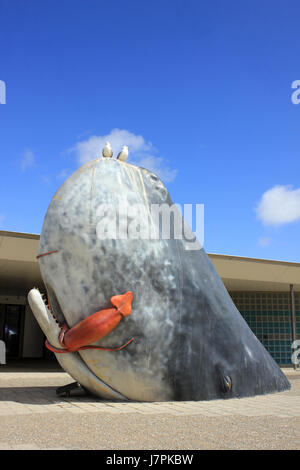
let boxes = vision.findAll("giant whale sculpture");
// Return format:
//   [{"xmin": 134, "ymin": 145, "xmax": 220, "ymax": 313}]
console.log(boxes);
[{"xmin": 28, "ymin": 156, "xmax": 290, "ymax": 401}]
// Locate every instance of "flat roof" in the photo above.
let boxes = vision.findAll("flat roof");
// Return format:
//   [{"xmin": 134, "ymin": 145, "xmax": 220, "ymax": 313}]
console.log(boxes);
[
  {"xmin": 209, "ymin": 252, "xmax": 300, "ymax": 268},
  {"xmin": 1, "ymin": 230, "xmax": 299, "ymax": 266},
  {"xmin": 0, "ymin": 230, "xmax": 40, "ymax": 240},
  {"xmin": 0, "ymin": 230, "xmax": 299, "ymax": 293}
]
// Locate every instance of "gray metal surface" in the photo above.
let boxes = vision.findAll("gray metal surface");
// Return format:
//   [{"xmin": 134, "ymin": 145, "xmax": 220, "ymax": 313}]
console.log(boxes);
[{"xmin": 29, "ymin": 158, "xmax": 290, "ymax": 400}]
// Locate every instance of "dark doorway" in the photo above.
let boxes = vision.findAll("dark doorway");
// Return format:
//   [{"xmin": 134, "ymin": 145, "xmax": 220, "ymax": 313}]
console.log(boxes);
[{"xmin": 0, "ymin": 304, "xmax": 25, "ymax": 358}]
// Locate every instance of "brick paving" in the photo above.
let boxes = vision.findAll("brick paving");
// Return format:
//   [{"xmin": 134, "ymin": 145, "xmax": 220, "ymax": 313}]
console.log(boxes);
[{"xmin": 0, "ymin": 365, "xmax": 299, "ymax": 450}]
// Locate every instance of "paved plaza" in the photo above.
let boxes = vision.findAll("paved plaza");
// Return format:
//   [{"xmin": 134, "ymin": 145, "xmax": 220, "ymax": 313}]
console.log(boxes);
[{"xmin": 0, "ymin": 363, "xmax": 299, "ymax": 450}]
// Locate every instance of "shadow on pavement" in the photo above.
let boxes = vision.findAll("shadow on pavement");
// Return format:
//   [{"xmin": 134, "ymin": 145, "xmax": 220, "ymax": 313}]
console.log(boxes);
[{"xmin": 0, "ymin": 358, "xmax": 63, "ymax": 372}]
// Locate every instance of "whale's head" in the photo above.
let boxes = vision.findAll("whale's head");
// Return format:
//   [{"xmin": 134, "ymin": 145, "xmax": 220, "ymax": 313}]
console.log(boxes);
[
  {"xmin": 29, "ymin": 158, "xmax": 184, "ymax": 401},
  {"xmin": 28, "ymin": 157, "xmax": 290, "ymax": 402},
  {"xmin": 37, "ymin": 158, "xmax": 177, "ymax": 326}
]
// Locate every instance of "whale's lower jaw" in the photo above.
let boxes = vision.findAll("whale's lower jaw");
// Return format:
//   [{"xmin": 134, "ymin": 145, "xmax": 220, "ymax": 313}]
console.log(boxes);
[{"xmin": 27, "ymin": 288, "xmax": 128, "ymax": 400}]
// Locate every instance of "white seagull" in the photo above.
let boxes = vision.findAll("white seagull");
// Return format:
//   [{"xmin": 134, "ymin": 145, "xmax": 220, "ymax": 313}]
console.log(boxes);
[
  {"xmin": 117, "ymin": 145, "xmax": 129, "ymax": 162},
  {"xmin": 102, "ymin": 141, "xmax": 113, "ymax": 158}
]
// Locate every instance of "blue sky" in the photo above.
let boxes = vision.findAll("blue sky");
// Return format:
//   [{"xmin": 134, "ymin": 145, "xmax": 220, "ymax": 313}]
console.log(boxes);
[{"xmin": 1, "ymin": 0, "xmax": 300, "ymax": 261}]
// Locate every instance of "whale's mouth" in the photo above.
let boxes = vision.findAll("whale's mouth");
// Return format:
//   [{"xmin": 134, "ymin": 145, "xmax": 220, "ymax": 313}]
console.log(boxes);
[
  {"xmin": 41, "ymin": 285, "xmax": 134, "ymax": 355},
  {"xmin": 44, "ymin": 283, "xmax": 66, "ymax": 326},
  {"xmin": 35, "ymin": 250, "xmax": 66, "ymax": 326},
  {"xmin": 35, "ymin": 250, "xmax": 135, "ymax": 354},
  {"xmin": 27, "ymin": 287, "xmax": 130, "ymax": 400}
]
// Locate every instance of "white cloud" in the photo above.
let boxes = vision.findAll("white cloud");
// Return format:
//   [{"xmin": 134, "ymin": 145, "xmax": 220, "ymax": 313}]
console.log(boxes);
[
  {"xmin": 131, "ymin": 155, "xmax": 177, "ymax": 183},
  {"xmin": 68, "ymin": 128, "xmax": 177, "ymax": 183},
  {"xmin": 21, "ymin": 149, "xmax": 35, "ymax": 171},
  {"xmin": 71, "ymin": 129, "xmax": 150, "ymax": 164},
  {"xmin": 256, "ymin": 185, "xmax": 300, "ymax": 226}
]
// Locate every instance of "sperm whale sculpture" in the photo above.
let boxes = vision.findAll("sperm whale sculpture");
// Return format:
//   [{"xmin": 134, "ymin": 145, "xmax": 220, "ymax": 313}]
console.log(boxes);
[{"xmin": 28, "ymin": 156, "xmax": 290, "ymax": 401}]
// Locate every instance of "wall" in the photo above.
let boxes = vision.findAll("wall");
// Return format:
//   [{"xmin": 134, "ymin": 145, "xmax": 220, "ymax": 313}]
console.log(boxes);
[
  {"xmin": 0, "ymin": 295, "xmax": 44, "ymax": 358},
  {"xmin": 231, "ymin": 291, "xmax": 300, "ymax": 366}
]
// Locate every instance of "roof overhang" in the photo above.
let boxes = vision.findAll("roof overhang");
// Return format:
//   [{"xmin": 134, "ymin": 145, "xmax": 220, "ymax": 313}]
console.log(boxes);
[
  {"xmin": 0, "ymin": 231, "xmax": 43, "ymax": 295},
  {"xmin": 0, "ymin": 230, "xmax": 299, "ymax": 295},
  {"xmin": 209, "ymin": 253, "xmax": 300, "ymax": 292}
]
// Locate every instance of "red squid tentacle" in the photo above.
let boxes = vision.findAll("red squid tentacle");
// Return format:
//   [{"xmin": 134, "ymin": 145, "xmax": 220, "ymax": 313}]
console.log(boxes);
[
  {"xmin": 45, "ymin": 339, "xmax": 70, "ymax": 353},
  {"xmin": 58, "ymin": 324, "xmax": 69, "ymax": 348},
  {"xmin": 76, "ymin": 337, "xmax": 135, "ymax": 351},
  {"xmin": 45, "ymin": 337, "xmax": 134, "ymax": 354}
]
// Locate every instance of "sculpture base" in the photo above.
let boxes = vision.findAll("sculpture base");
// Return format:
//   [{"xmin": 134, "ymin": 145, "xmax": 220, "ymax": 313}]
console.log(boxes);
[{"xmin": 56, "ymin": 382, "xmax": 87, "ymax": 398}]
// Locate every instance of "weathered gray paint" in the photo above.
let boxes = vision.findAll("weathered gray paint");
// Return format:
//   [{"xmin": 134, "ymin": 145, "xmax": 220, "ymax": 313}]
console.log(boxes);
[{"xmin": 29, "ymin": 158, "xmax": 290, "ymax": 401}]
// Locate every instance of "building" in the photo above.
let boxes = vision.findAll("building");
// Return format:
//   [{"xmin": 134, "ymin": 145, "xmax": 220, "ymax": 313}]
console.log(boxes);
[{"xmin": 0, "ymin": 230, "xmax": 299, "ymax": 366}]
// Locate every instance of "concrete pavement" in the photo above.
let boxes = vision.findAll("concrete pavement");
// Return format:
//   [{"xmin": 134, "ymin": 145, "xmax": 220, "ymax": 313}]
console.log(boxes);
[{"xmin": 0, "ymin": 366, "xmax": 299, "ymax": 450}]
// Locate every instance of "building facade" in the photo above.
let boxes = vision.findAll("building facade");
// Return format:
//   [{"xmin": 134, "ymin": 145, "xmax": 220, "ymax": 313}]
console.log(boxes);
[{"xmin": 0, "ymin": 230, "xmax": 299, "ymax": 366}]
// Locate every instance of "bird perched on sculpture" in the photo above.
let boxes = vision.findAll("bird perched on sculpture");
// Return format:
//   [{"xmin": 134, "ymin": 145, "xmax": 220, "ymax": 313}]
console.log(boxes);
[
  {"xmin": 117, "ymin": 145, "xmax": 129, "ymax": 162},
  {"xmin": 102, "ymin": 142, "xmax": 113, "ymax": 158}
]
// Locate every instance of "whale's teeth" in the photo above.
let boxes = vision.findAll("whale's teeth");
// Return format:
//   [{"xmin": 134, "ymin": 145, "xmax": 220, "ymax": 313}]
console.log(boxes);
[
  {"xmin": 48, "ymin": 305, "xmax": 59, "ymax": 323},
  {"xmin": 28, "ymin": 288, "xmax": 62, "ymax": 349},
  {"xmin": 39, "ymin": 291, "xmax": 61, "ymax": 324}
]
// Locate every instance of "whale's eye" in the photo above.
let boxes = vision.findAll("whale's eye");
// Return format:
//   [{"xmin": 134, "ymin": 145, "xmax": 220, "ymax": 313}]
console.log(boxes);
[
  {"xmin": 142, "ymin": 169, "xmax": 168, "ymax": 201},
  {"xmin": 150, "ymin": 174, "xmax": 158, "ymax": 182},
  {"xmin": 220, "ymin": 375, "xmax": 232, "ymax": 392}
]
